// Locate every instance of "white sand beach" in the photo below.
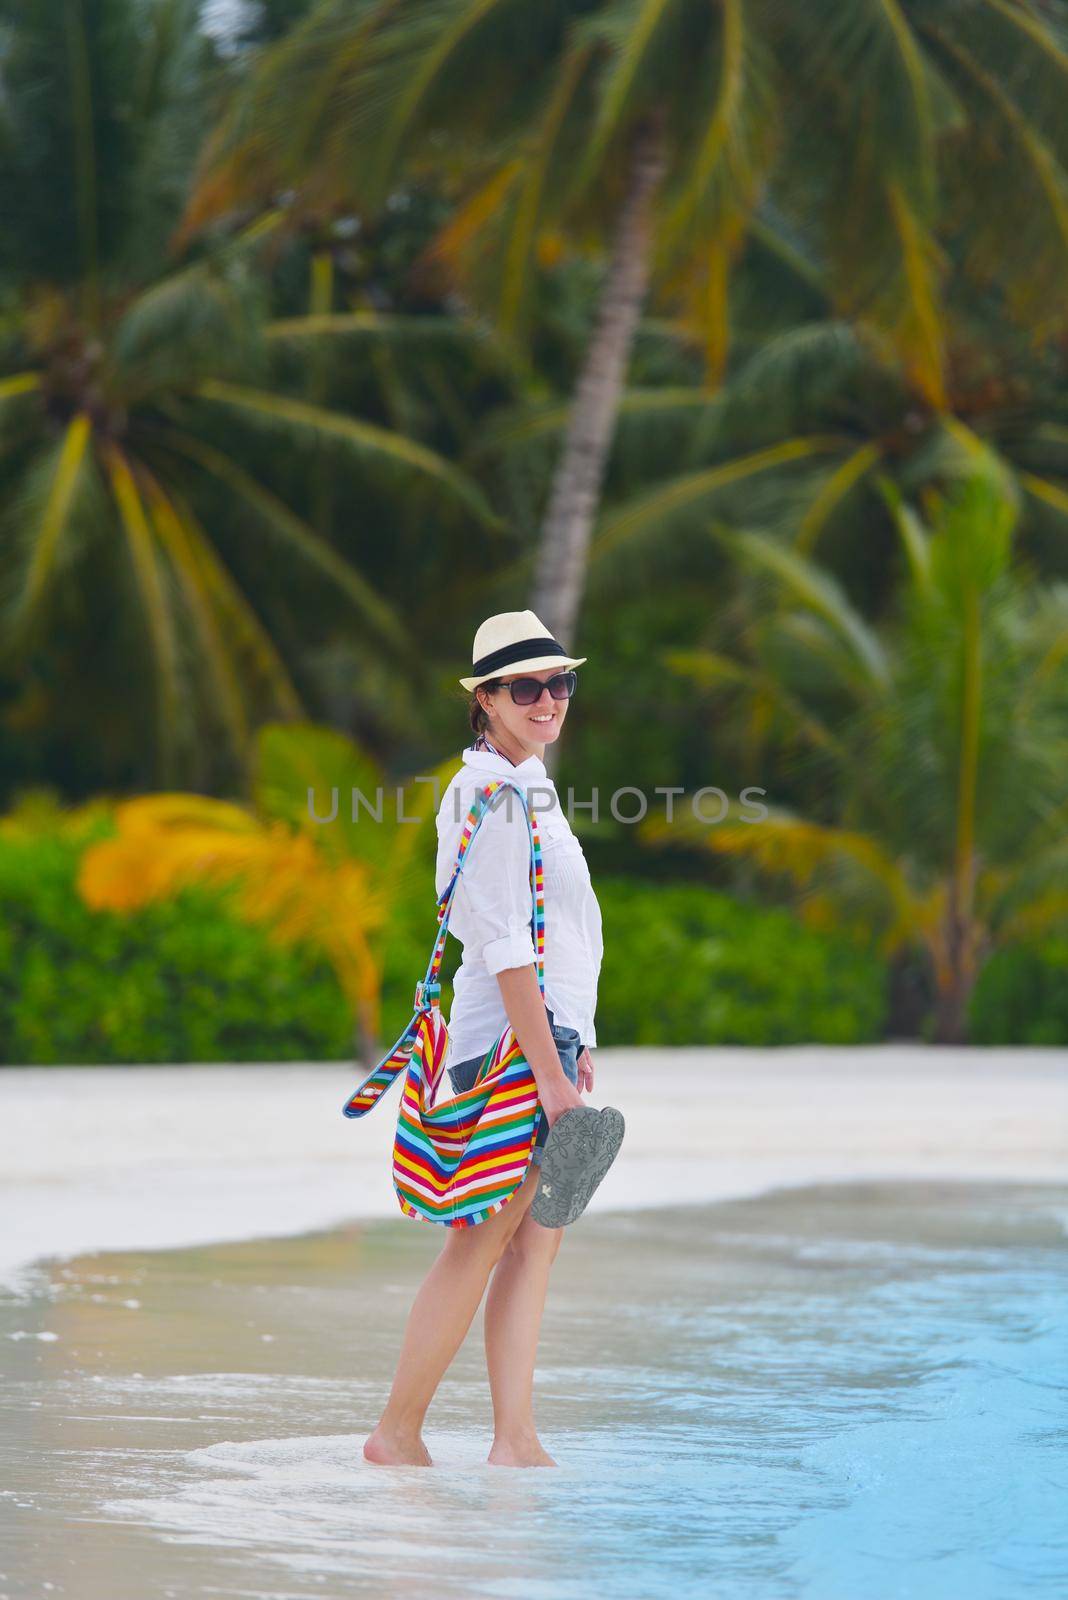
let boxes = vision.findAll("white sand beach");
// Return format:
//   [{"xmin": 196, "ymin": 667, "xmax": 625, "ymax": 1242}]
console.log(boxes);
[{"xmin": 3, "ymin": 1045, "xmax": 1066, "ymax": 1290}]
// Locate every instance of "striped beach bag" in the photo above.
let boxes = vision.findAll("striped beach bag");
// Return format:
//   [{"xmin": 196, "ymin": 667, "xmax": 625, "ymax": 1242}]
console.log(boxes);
[{"xmin": 342, "ymin": 778, "xmax": 546, "ymax": 1228}]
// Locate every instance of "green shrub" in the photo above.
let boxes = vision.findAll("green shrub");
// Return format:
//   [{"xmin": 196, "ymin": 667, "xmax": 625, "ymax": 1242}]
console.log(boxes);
[
  {"xmin": 21, "ymin": 821, "xmax": 1060, "ymax": 1059},
  {"xmin": 591, "ymin": 877, "xmax": 888, "ymax": 1045},
  {"xmin": 968, "ymin": 940, "xmax": 1068, "ymax": 1045},
  {"xmin": 0, "ymin": 829, "xmax": 353, "ymax": 1064}
]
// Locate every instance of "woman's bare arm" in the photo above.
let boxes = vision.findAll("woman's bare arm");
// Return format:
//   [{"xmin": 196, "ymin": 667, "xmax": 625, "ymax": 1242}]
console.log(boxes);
[{"xmin": 496, "ymin": 964, "xmax": 585, "ymax": 1127}]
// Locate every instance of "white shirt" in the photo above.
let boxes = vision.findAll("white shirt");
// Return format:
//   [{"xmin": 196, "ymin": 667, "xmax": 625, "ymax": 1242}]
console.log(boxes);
[{"xmin": 434, "ymin": 742, "xmax": 603, "ymax": 1067}]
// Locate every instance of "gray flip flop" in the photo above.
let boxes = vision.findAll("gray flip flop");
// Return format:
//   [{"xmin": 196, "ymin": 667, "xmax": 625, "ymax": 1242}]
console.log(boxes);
[{"xmin": 530, "ymin": 1105, "xmax": 626, "ymax": 1228}]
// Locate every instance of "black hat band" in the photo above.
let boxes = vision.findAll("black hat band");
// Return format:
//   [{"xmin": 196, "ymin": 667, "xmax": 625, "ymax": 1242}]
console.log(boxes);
[{"xmin": 472, "ymin": 636, "xmax": 568, "ymax": 676}]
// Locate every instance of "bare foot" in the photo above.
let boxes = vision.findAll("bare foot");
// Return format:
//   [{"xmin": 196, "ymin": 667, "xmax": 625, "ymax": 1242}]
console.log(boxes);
[
  {"xmin": 363, "ymin": 1425, "xmax": 433, "ymax": 1467},
  {"xmin": 487, "ymin": 1435, "xmax": 557, "ymax": 1468}
]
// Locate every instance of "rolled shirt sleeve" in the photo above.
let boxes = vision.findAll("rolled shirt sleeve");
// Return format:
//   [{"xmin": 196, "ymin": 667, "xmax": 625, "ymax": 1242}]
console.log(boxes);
[{"xmin": 456, "ymin": 787, "xmax": 537, "ymax": 976}]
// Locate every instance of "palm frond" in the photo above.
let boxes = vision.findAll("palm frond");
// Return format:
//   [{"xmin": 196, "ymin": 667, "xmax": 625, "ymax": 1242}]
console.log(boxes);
[
  {"xmin": 592, "ymin": 435, "xmax": 847, "ymax": 557},
  {"xmin": 500, "ymin": 42, "xmax": 592, "ymax": 337},
  {"xmin": 1019, "ymin": 470, "xmax": 1068, "ymax": 522},
  {"xmin": 111, "ymin": 260, "xmax": 265, "ymax": 398},
  {"xmin": 102, "ymin": 444, "xmax": 182, "ymax": 773},
  {"xmin": 723, "ymin": 525, "xmax": 891, "ymax": 687},
  {"xmin": 658, "ymin": 0, "xmax": 776, "ymax": 259},
  {"xmin": 190, "ymin": 379, "xmax": 500, "ymax": 526},
  {"xmin": 876, "ymin": 475, "xmax": 931, "ymax": 593},
  {"xmin": 139, "ymin": 468, "xmax": 253, "ymax": 759},
  {"xmin": 160, "ymin": 481, "xmax": 306, "ymax": 720},
  {"xmin": 367, "ymin": 0, "xmax": 523, "ymax": 205},
  {"xmin": 925, "ymin": 23, "xmax": 1068, "ymax": 332},
  {"xmin": 663, "ymin": 644, "xmax": 850, "ymax": 762},
  {"xmin": 884, "ymin": 181, "xmax": 947, "ymax": 408},
  {"xmin": 576, "ymin": 0, "xmax": 677, "ymax": 188},
  {"xmin": 641, "ymin": 801, "xmax": 916, "ymax": 949},
  {"xmin": 471, "ymin": 385, "xmax": 724, "ymax": 457},
  {"xmin": 0, "ymin": 372, "xmax": 41, "ymax": 402},
  {"xmin": 1, "ymin": 414, "xmax": 93, "ymax": 651},
  {"xmin": 795, "ymin": 441, "xmax": 882, "ymax": 555},
  {"xmin": 155, "ymin": 424, "xmax": 411, "ymax": 656}
]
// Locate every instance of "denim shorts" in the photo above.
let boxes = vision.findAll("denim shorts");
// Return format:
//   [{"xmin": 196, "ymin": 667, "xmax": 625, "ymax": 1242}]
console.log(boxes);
[{"xmin": 447, "ymin": 1010, "xmax": 582, "ymax": 1168}]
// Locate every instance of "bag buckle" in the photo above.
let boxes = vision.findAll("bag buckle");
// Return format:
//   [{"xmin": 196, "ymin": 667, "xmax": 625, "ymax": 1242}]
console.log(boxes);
[{"xmin": 414, "ymin": 979, "xmax": 441, "ymax": 1011}]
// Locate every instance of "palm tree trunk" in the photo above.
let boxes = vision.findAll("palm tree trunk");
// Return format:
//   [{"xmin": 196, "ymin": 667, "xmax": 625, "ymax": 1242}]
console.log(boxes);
[
  {"xmin": 932, "ymin": 874, "xmax": 987, "ymax": 1043},
  {"xmin": 531, "ymin": 119, "xmax": 665, "ymax": 773},
  {"xmin": 933, "ymin": 965, "xmax": 974, "ymax": 1044}
]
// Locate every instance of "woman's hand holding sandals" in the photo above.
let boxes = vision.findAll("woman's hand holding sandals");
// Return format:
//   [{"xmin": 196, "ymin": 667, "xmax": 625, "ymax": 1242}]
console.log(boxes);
[{"xmin": 540, "ymin": 1072, "xmax": 585, "ymax": 1129}]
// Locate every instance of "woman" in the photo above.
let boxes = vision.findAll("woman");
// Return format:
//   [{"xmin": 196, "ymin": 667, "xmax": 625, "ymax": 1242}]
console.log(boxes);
[{"xmin": 363, "ymin": 609, "xmax": 604, "ymax": 1471}]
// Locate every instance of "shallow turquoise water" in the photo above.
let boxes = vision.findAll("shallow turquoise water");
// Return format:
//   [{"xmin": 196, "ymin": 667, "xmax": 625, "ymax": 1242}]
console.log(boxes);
[{"xmin": 2, "ymin": 1180, "xmax": 1066, "ymax": 1599}]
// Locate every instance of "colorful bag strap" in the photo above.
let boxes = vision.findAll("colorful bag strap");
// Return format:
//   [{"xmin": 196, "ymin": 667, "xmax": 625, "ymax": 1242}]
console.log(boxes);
[
  {"xmin": 342, "ymin": 777, "xmax": 543, "ymax": 1118},
  {"xmin": 417, "ymin": 776, "xmax": 545, "ymax": 1012}
]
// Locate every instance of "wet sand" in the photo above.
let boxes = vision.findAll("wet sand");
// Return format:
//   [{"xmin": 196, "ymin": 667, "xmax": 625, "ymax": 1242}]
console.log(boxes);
[{"xmin": 3, "ymin": 1180, "xmax": 1066, "ymax": 1600}]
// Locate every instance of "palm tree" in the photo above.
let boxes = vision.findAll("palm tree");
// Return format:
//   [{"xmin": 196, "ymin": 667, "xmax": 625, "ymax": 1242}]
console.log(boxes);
[
  {"xmin": 0, "ymin": 0, "xmax": 497, "ymax": 791},
  {"xmin": 78, "ymin": 720, "xmax": 460, "ymax": 1062},
  {"xmin": 640, "ymin": 461, "xmax": 1068, "ymax": 1042},
  {"xmin": 183, "ymin": 0, "xmax": 1068, "ymax": 765},
  {"xmin": 586, "ymin": 314, "xmax": 1068, "ymax": 575}
]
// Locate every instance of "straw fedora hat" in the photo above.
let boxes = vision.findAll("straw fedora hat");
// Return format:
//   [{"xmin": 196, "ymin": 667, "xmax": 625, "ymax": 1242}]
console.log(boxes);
[{"xmin": 458, "ymin": 609, "xmax": 587, "ymax": 692}]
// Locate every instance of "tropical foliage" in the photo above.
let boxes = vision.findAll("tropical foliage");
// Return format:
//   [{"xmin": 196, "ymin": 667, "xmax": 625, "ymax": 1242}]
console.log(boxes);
[
  {"xmin": 641, "ymin": 465, "xmax": 1068, "ymax": 1040},
  {"xmin": 3, "ymin": 0, "xmax": 1068, "ymax": 1050},
  {"xmin": 0, "ymin": 0, "xmax": 496, "ymax": 792},
  {"xmin": 186, "ymin": 0, "xmax": 1068, "ymax": 684},
  {"xmin": 75, "ymin": 721, "xmax": 459, "ymax": 1056},
  {"xmin": 0, "ymin": 793, "xmax": 352, "ymax": 1063}
]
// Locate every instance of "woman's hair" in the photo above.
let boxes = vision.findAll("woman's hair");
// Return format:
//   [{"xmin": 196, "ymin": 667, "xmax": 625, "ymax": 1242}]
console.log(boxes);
[{"xmin": 467, "ymin": 679, "xmax": 500, "ymax": 736}]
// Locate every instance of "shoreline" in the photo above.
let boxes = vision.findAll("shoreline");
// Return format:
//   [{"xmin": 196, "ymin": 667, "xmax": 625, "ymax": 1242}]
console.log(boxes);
[{"xmin": 4, "ymin": 1044, "xmax": 1066, "ymax": 1291}]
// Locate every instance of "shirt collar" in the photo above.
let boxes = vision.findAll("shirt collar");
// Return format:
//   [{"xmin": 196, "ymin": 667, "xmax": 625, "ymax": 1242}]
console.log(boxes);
[{"xmin": 462, "ymin": 743, "xmax": 548, "ymax": 781}]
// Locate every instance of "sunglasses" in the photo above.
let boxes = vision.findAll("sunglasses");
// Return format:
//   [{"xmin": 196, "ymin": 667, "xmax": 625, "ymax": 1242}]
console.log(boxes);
[{"xmin": 485, "ymin": 669, "xmax": 578, "ymax": 707}]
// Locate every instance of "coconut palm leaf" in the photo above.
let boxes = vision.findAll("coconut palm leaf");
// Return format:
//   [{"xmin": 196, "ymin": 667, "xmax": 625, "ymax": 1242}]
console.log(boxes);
[
  {"xmin": 101, "ymin": 443, "xmax": 183, "ymax": 778},
  {"xmin": 470, "ymin": 385, "xmax": 724, "ymax": 458},
  {"xmin": 2, "ymin": 414, "xmax": 93, "ymax": 652},
  {"xmin": 795, "ymin": 441, "xmax": 883, "ymax": 555},
  {"xmin": 0, "ymin": 373, "xmax": 41, "ymax": 403},
  {"xmin": 139, "ymin": 470, "xmax": 255, "ymax": 756},
  {"xmin": 152, "ymin": 424, "xmax": 413, "ymax": 655},
  {"xmin": 592, "ymin": 435, "xmax": 847, "ymax": 557},
  {"xmin": 152, "ymin": 483, "xmax": 306, "ymax": 720},
  {"xmin": 191, "ymin": 378, "xmax": 500, "ymax": 525},
  {"xmin": 719, "ymin": 525, "xmax": 891, "ymax": 688}
]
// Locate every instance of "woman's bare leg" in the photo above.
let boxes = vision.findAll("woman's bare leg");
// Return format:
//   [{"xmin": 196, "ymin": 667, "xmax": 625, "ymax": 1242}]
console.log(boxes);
[
  {"xmin": 363, "ymin": 1166, "xmax": 541, "ymax": 1466},
  {"xmin": 483, "ymin": 1203, "xmax": 565, "ymax": 1467}
]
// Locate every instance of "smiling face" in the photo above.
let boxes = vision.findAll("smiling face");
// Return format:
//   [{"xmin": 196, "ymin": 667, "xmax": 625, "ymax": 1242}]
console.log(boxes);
[{"xmin": 477, "ymin": 666, "xmax": 572, "ymax": 759}]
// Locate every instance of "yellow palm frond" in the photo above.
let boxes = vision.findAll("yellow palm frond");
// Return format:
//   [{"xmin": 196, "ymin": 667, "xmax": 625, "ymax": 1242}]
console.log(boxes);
[
  {"xmin": 426, "ymin": 157, "xmax": 523, "ymax": 275},
  {"xmin": 78, "ymin": 789, "xmax": 389, "ymax": 1024},
  {"xmin": 10, "ymin": 412, "xmax": 92, "ymax": 640},
  {"xmin": 102, "ymin": 443, "xmax": 181, "ymax": 767},
  {"xmin": 139, "ymin": 470, "xmax": 253, "ymax": 758},
  {"xmin": 642, "ymin": 804, "xmax": 918, "ymax": 948},
  {"xmin": 161, "ymin": 483, "xmax": 305, "ymax": 719},
  {"xmin": 886, "ymin": 182, "xmax": 946, "ymax": 408},
  {"xmin": 796, "ymin": 442, "xmax": 883, "ymax": 555},
  {"xmin": 0, "ymin": 372, "xmax": 41, "ymax": 401}
]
